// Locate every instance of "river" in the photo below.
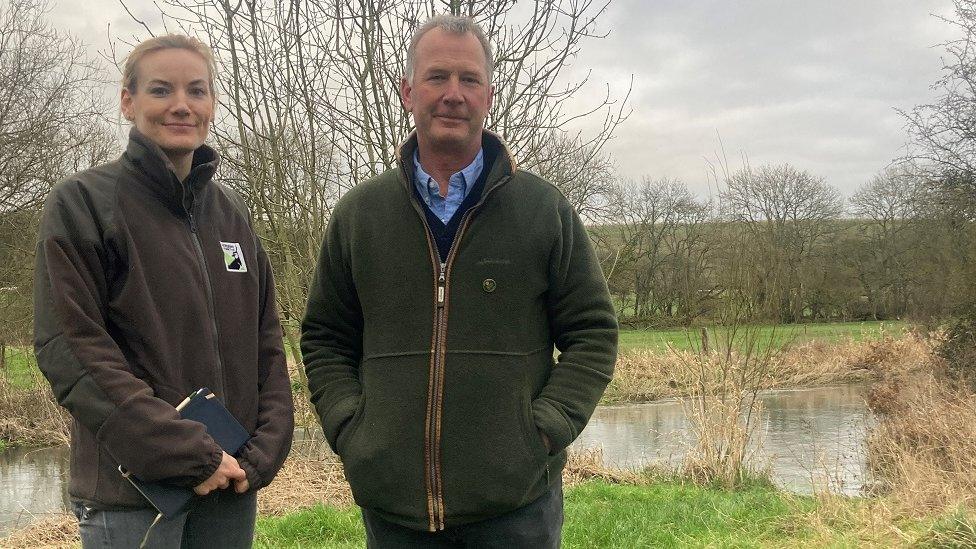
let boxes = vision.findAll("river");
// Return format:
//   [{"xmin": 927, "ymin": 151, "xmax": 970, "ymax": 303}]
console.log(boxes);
[{"xmin": 0, "ymin": 384, "xmax": 872, "ymax": 536}]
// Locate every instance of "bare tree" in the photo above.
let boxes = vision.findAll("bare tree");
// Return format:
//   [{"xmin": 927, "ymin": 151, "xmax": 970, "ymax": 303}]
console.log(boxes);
[
  {"xmin": 848, "ymin": 168, "xmax": 927, "ymax": 319},
  {"xmin": 123, "ymin": 0, "xmax": 629, "ymax": 361},
  {"xmin": 902, "ymin": 0, "xmax": 976, "ymax": 180},
  {"xmin": 0, "ymin": 0, "xmax": 115, "ymax": 356},
  {"xmin": 719, "ymin": 163, "xmax": 844, "ymax": 322},
  {"xmin": 0, "ymin": 0, "xmax": 114, "ymax": 215},
  {"xmin": 610, "ymin": 177, "xmax": 714, "ymax": 322}
]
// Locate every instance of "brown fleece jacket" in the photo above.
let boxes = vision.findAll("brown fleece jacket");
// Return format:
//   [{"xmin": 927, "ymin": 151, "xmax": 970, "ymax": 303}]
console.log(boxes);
[{"xmin": 33, "ymin": 128, "xmax": 294, "ymax": 509}]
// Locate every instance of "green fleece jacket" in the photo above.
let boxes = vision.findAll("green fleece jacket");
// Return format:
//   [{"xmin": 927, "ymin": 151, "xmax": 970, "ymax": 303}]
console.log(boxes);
[{"xmin": 301, "ymin": 131, "xmax": 617, "ymax": 531}]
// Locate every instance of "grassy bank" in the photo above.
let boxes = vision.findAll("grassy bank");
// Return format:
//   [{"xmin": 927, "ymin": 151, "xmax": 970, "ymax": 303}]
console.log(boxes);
[
  {"xmin": 0, "ymin": 350, "xmax": 68, "ymax": 447},
  {"xmin": 252, "ymin": 479, "xmax": 828, "ymax": 548},
  {"xmin": 618, "ymin": 320, "xmax": 905, "ymax": 353},
  {"xmin": 6, "ymin": 405, "xmax": 976, "ymax": 549},
  {"xmin": 3, "ymin": 468, "xmax": 952, "ymax": 548},
  {"xmin": 604, "ymin": 328, "xmax": 932, "ymax": 404},
  {"xmin": 1, "ymin": 345, "xmax": 36, "ymax": 389}
]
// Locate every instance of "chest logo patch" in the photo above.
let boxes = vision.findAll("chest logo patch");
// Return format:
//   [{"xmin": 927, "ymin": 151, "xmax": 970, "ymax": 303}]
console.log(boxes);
[{"xmin": 220, "ymin": 242, "xmax": 248, "ymax": 273}]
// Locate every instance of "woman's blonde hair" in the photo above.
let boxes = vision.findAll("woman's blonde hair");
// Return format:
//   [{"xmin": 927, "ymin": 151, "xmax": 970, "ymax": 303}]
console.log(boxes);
[{"xmin": 122, "ymin": 34, "xmax": 217, "ymax": 94}]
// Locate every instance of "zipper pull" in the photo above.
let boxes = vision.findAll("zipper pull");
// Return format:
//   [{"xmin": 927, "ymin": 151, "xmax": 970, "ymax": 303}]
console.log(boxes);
[
  {"xmin": 188, "ymin": 211, "xmax": 197, "ymax": 233},
  {"xmin": 437, "ymin": 272, "xmax": 446, "ymax": 305},
  {"xmin": 437, "ymin": 262, "xmax": 447, "ymax": 305}
]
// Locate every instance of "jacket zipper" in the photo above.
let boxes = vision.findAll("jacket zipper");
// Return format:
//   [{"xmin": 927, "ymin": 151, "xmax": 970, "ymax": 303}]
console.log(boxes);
[
  {"xmin": 407, "ymin": 172, "xmax": 511, "ymax": 532},
  {"xmin": 184, "ymin": 195, "xmax": 227, "ymax": 401}
]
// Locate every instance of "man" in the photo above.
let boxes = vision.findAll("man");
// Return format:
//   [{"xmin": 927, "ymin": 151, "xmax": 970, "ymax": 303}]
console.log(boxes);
[{"xmin": 302, "ymin": 15, "xmax": 617, "ymax": 548}]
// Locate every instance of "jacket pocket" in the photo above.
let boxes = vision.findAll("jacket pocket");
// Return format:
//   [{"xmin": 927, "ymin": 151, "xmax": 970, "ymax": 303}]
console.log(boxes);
[
  {"xmin": 334, "ymin": 398, "xmax": 366, "ymax": 456},
  {"xmin": 439, "ymin": 353, "xmax": 550, "ymax": 521},
  {"xmin": 338, "ymin": 354, "xmax": 429, "ymax": 522}
]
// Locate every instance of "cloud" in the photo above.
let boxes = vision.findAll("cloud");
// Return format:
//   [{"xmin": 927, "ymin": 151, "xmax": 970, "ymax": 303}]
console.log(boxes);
[{"xmin": 568, "ymin": 0, "xmax": 956, "ymax": 195}]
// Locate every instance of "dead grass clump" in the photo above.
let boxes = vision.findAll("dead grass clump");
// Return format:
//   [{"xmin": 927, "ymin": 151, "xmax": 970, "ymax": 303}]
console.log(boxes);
[
  {"xmin": 603, "ymin": 350, "xmax": 684, "ymax": 403},
  {"xmin": 866, "ymin": 371, "xmax": 976, "ymax": 513},
  {"xmin": 608, "ymin": 331, "xmax": 938, "ymax": 406},
  {"xmin": 850, "ymin": 329, "xmax": 942, "ymax": 378},
  {"xmin": 0, "ymin": 512, "xmax": 78, "ymax": 548},
  {"xmin": 681, "ymin": 391, "xmax": 765, "ymax": 488},
  {"xmin": 257, "ymin": 449, "xmax": 353, "ymax": 515},
  {"xmin": 562, "ymin": 447, "xmax": 639, "ymax": 487},
  {"xmin": 786, "ymin": 495, "xmax": 922, "ymax": 548},
  {"xmin": 0, "ymin": 375, "xmax": 69, "ymax": 447}
]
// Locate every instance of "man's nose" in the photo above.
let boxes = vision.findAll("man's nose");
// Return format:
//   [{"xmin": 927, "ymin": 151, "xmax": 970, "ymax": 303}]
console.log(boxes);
[{"xmin": 443, "ymin": 76, "xmax": 464, "ymax": 104}]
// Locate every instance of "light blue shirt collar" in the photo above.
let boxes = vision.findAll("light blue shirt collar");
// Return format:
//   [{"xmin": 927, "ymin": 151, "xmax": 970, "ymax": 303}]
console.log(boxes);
[{"xmin": 413, "ymin": 148, "xmax": 484, "ymax": 225}]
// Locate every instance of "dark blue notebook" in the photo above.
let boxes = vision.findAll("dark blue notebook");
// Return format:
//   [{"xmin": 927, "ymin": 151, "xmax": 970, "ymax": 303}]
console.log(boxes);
[{"xmin": 119, "ymin": 388, "xmax": 250, "ymax": 518}]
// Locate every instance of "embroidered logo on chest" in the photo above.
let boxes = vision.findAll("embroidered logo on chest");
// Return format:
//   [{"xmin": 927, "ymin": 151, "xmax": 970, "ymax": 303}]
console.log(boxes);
[{"xmin": 220, "ymin": 242, "xmax": 248, "ymax": 272}]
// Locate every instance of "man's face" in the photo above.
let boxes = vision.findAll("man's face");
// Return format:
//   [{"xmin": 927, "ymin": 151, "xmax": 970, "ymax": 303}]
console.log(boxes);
[{"xmin": 401, "ymin": 28, "xmax": 493, "ymax": 157}]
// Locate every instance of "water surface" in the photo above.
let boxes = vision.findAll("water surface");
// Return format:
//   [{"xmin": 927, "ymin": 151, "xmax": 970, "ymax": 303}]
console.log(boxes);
[{"xmin": 0, "ymin": 384, "xmax": 872, "ymax": 536}]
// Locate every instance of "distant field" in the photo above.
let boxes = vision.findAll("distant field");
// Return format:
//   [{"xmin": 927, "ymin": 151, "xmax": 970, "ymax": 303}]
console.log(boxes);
[
  {"xmin": 1, "ymin": 321, "xmax": 908, "ymax": 389},
  {"xmin": 618, "ymin": 320, "xmax": 907, "ymax": 353}
]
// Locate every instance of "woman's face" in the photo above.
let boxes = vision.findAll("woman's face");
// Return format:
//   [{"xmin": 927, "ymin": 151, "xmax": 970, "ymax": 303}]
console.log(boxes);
[{"xmin": 121, "ymin": 48, "xmax": 214, "ymax": 160}]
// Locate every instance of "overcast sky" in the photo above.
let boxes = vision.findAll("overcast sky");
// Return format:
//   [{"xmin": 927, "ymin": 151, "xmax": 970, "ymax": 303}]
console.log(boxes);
[{"xmin": 50, "ymin": 0, "xmax": 956, "ymax": 197}]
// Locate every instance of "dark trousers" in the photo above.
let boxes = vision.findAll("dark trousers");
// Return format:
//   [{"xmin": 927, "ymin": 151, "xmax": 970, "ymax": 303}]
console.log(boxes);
[
  {"xmin": 72, "ymin": 489, "xmax": 257, "ymax": 549},
  {"xmin": 362, "ymin": 478, "xmax": 564, "ymax": 548}
]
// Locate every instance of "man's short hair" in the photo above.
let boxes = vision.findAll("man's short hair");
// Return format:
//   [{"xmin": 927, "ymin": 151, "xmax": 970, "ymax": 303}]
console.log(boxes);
[{"xmin": 405, "ymin": 15, "xmax": 494, "ymax": 83}]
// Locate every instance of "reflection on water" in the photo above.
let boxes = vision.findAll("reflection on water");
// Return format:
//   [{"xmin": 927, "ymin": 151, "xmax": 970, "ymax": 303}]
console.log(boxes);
[
  {"xmin": 0, "ymin": 385, "xmax": 873, "ymax": 535},
  {"xmin": 573, "ymin": 385, "xmax": 872, "ymax": 495},
  {"xmin": 0, "ymin": 445, "xmax": 70, "ymax": 535}
]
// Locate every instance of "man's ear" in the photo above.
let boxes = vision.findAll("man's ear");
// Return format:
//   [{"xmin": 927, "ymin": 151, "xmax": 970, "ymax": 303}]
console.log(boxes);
[
  {"xmin": 488, "ymin": 84, "xmax": 494, "ymax": 111},
  {"xmin": 400, "ymin": 77, "xmax": 413, "ymax": 112}
]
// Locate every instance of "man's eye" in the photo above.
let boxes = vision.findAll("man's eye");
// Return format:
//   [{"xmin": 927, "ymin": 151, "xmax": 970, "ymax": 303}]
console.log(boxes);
[
  {"xmin": 190, "ymin": 88, "xmax": 208, "ymax": 97},
  {"xmin": 149, "ymin": 87, "xmax": 168, "ymax": 96}
]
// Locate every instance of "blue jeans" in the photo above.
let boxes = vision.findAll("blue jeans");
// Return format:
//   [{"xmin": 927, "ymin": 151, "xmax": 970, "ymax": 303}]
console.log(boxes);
[
  {"xmin": 362, "ymin": 478, "xmax": 564, "ymax": 548},
  {"xmin": 72, "ymin": 490, "xmax": 256, "ymax": 549}
]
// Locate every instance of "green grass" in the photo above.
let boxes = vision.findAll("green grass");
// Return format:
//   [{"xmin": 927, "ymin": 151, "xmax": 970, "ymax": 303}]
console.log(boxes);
[
  {"xmin": 255, "ymin": 505, "xmax": 364, "ymax": 548},
  {"xmin": 619, "ymin": 320, "xmax": 906, "ymax": 353},
  {"xmin": 1, "ymin": 346, "xmax": 37, "ymax": 389},
  {"xmin": 563, "ymin": 480, "xmax": 820, "ymax": 547},
  {"xmin": 253, "ymin": 480, "xmax": 835, "ymax": 548}
]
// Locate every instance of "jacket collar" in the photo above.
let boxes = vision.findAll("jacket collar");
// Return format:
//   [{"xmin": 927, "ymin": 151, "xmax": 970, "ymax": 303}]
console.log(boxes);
[
  {"xmin": 122, "ymin": 127, "xmax": 220, "ymax": 210},
  {"xmin": 396, "ymin": 129, "xmax": 516, "ymax": 193}
]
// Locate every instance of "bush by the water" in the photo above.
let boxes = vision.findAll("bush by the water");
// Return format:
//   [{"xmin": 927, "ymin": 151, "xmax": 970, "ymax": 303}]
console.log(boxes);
[{"xmin": 865, "ymin": 330, "xmax": 976, "ymax": 513}]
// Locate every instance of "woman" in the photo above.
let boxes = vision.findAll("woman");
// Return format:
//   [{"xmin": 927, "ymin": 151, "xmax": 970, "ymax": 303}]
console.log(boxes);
[{"xmin": 33, "ymin": 35, "xmax": 294, "ymax": 548}]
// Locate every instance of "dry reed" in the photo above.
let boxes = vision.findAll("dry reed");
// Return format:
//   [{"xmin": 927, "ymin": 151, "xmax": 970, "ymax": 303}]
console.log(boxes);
[
  {"xmin": 562, "ymin": 447, "xmax": 640, "ymax": 486},
  {"xmin": 605, "ymin": 330, "xmax": 933, "ymax": 405},
  {"xmin": 866, "ymin": 371, "xmax": 976, "ymax": 514},
  {"xmin": 0, "ymin": 372, "xmax": 69, "ymax": 448},
  {"xmin": 0, "ymin": 512, "xmax": 78, "ymax": 549},
  {"xmin": 257, "ymin": 447, "xmax": 353, "ymax": 515}
]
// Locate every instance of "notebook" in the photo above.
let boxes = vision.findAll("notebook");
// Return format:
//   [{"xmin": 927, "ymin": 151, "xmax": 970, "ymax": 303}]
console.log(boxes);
[{"xmin": 119, "ymin": 388, "xmax": 250, "ymax": 518}]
